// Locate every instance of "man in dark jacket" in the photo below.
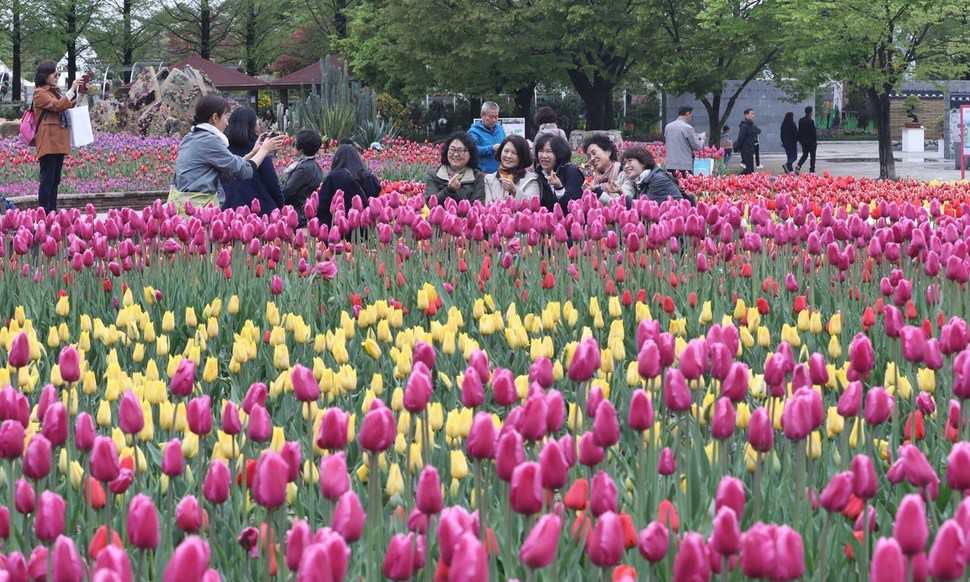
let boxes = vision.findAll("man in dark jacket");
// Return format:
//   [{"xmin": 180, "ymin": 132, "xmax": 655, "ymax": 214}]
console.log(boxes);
[
  {"xmin": 796, "ymin": 106, "xmax": 818, "ymax": 173},
  {"xmin": 735, "ymin": 109, "xmax": 759, "ymax": 174}
]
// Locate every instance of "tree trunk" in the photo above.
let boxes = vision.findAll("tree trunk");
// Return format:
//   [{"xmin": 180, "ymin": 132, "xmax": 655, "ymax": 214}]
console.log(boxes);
[
  {"xmin": 867, "ymin": 86, "xmax": 895, "ymax": 179},
  {"xmin": 568, "ymin": 69, "xmax": 615, "ymax": 130},
  {"xmin": 333, "ymin": 1, "xmax": 348, "ymax": 38},
  {"xmin": 513, "ymin": 84, "xmax": 536, "ymax": 137},
  {"xmin": 12, "ymin": 0, "xmax": 21, "ymax": 101},
  {"xmin": 122, "ymin": 0, "xmax": 133, "ymax": 67},
  {"xmin": 67, "ymin": 0, "xmax": 78, "ymax": 85},
  {"xmin": 702, "ymin": 92, "xmax": 724, "ymax": 147},
  {"xmin": 200, "ymin": 0, "xmax": 211, "ymax": 59},
  {"xmin": 245, "ymin": 0, "xmax": 257, "ymax": 75}
]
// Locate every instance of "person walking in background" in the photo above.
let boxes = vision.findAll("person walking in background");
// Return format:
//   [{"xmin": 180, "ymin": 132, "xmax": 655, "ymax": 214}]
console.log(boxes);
[
  {"xmin": 664, "ymin": 106, "xmax": 706, "ymax": 177},
  {"xmin": 797, "ymin": 106, "xmax": 818, "ymax": 173},
  {"xmin": 781, "ymin": 112, "xmax": 799, "ymax": 173},
  {"xmin": 719, "ymin": 126, "xmax": 734, "ymax": 167},
  {"xmin": 280, "ymin": 129, "xmax": 324, "ymax": 226},
  {"xmin": 221, "ymin": 107, "xmax": 284, "ymax": 214},
  {"xmin": 534, "ymin": 106, "xmax": 568, "ymax": 143},
  {"xmin": 468, "ymin": 101, "xmax": 506, "ymax": 174},
  {"xmin": 424, "ymin": 132, "xmax": 485, "ymax": 202},
  {"xmin": 318, "ymin": 144, "xmax": 382, "ymax": 226},
  {"xmin": 32, "ymin": 61, "xmax": 83, "ymax": 212},
  {"xmin": 735, "ymin": 108, "xmax": 758, "ymax": 175}
]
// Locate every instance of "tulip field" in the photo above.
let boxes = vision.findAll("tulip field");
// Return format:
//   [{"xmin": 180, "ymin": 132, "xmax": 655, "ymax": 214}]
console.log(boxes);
[{"xmin": 1, "ymin": 175, "xmax": 970, "ymax": 582}]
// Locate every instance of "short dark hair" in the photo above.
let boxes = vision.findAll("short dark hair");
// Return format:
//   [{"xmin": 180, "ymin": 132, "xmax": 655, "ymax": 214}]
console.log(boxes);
[
  {"xmin": 193, "ymin": 95, "xmax": 231, "ymax": 126},
  {"xmin": 34, "ymin": 61, "xmax": 57, "ymax": 87},
  {"xmin": 534, "ymin": 133, "xmax": 572, "ymax": 168},
  {"xmin": 439, "ymin": 132, "xmax": 480, "ymax": 170},
  {"xmin": 496, "ymin": 135, "xmax": 532, "ymax": 172},
  {"xmin": 622, "ymin": 146, "xmax": 657, "ymax": 170},
  {"xmin": 743, "ymin": 108, "xmax": 754, "ymax": 115},
  {"xmin": 582, "ymin": 133, "xmax": 618, "ymax": 161},
  {"xmin": 805, "ymin": 106, "xmax": 814, "ymax": 115},
  {"xmin": 678, "ymin": 106, "xmax": 693, "ymax": 116},
  {"xmin": 224, "ymin": 107, "xmax": 258, "ymax": 150},
  {"xmin": 295, "ymin": 129, "xmax": 322, "ymax": 156},
  {"xmin": 722, "ymin": 125, "xmax": 730, "ymax": 132},
  {"xmin": 534, "ymin": 106, "xmax": 558, "ymax": 126}
]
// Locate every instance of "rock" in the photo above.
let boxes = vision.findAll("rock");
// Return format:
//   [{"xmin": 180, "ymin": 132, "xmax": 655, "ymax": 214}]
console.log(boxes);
[
  {"xmin": 569, "ymin": 130, "xmax": 624, "ymax": 151},
  {"xmin": 0, "ymin": 120, "xmax": 20, "ymax": 139}
]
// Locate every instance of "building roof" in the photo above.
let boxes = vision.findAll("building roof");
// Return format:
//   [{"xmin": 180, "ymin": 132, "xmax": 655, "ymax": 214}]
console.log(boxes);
[
  {"xmin": 171, "ymin": 54, "xmax": 266, "ymax": 90},
  {"xmin": 270, "ymin": 56, "xmax": 346, "ymax": 88}
]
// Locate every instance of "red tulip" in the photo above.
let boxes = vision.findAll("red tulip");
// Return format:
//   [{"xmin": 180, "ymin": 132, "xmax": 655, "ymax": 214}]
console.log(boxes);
[
  {"xmin": 163, "ymin": 536, "xmax": 211, "ymax": 582},
  {"xmin": 202, "ymin": 460, "xmax": 231, "ymax": 505},
  {"xmin": 127, "ymin": 494, "xmax": 160, "ymax": 550},
  {"xmin": 520, "ymin": 513, "xmax": 562, "ymax": 569},
  {"xmin": 637, "ymin": 521, "xmax": 669, "ymax": 562},
  {"xmin": 673, "ymin": 532, "xmax": 712, "ymax": 581},
  {"xmin": 176, "ymin": 496, "xmax": 205, "ymax": 533},
  {"xmin": 332, "ymin": 490, "xmax": 366, "ymax": 542}
]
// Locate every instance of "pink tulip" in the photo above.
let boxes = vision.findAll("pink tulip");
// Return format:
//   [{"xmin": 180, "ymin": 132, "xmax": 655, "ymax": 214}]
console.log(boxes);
[
  {"xmin": 74, "ymin": 412, "xmax": 95, "ymax": 452},
  {"xmin": 252, "ymin": 451, "xmax": 289, "ymax": 509},
  {"xmin": 578, "ymin": 431, "xmax": 604, "ymax": 467},
  {"xmin": 863, "ymin": 387, "xmax": 894, "ymax": 426},
  {"xmin": 461, "ymin": 368, "xmax": 485, "ymax": 408},
  {"xmin": 270, "ymin": 275, "xmax": 283, "ymax": 295},
  {"xmin": 416, "ymin": 466, "xmax": 443, "ymax": 515},
  {"xmin": 358, "ymin": 399, "xmax": 396, "ymax": 452},
  {"xmin": 658, "ymin": 447, "xmax": 676, "ymax": 475},
  {"xmin": 627, "ymin": 389, "xmax": 654, "ymax": 431},
  {"xmin": 674, "ymin": 532, "xmax": 712, "ymax": 581},
  {"xmin": 849, "ymin": 333, "xmax": 875, "ymax": 377},
  {"xmin": 438, "ymin": 506, "xmax": 480, "ymax": 566},
  {"xmin": 127, "ymin": 494, "xmax": 160, "ymax": 549},
  {"xmin": 175, "ymin": 496, "xmax": 204, "ymax": 533},
  {"xmin": 319, "ymin": 453, "xmax": 350, "ymax": 501},
  {"xmin": 246, "ymin": 404, "xmax": 273, "ymax": 442},
  {"xmin": 404, "ymin": 366, "xmax": 432, "ymax": 412},
  {"xmin": 118, "ymin": 390, "xmax": 145, "ymax": 435},
  {"xmin": 852, "ymin": 454, "xmax": 878, "ymax": 500},
  {"xmin": 23, "ymin": 434, "xmax": 52, "ymax": 481},
  {"xmin": 838, "ymin": 381, "xmax": 863, "ymax": 417},
  {"xmin": 316, "ymin": 408, "xmax": 349, "ymax": 450},
  {"xmin": 0, "ymin": 419, "xmax": 24, "ymax": 459},
  {"xmin": 491, "ymin": 368, "xmax": 518, "ymax": 406},
  {"xmin": 715, "ymin": 476, "xmax": 745, "ymax": 520},
  {"xmin": 58, "ymin": 346, "xmax": 80, "ymax": 383},
  {"xmin": 928, "ymin": 520, "xmax": 965, "ymax": 580},
  {"xmin": 163, "ymin": 536, "xmax": 211, "ymax": 582},
  {"xmin": 383, "ymin": 533, "xmax": 423, "ymax": 580},
  {"xmin": 637, "ymin": 340, "xmax": 661, "ymax": 380},
  {"xmin": 202, "ymin": 460, "xmax": 231, "ymax": 505},
  {"xmin": 496, "ymin": 429, "xmax": 525, "ymax": 481},
  {"xmin": 721, "ymin": 362, "xmax": 749, "ymax": 402},
  {"xmin": 592, "ymin": 399, "xmax": 619, "ymax": 447},
  {"xmin": 15, "ymin": 479, "xmax": 35, "ymax": 514},
  {"xmin": 332, "ymin": 491, "xmax": 366, "ymax": 542},
  {"xmin": 35, "ymin": 490, "xmax": 65, "ymax": 542},
  {"xmin": 585, "ymin": 511, "xmax": 624, "ymax": 567},
  {"xmin": 221, "ymin": 402, "xmax": 242, "ymax": 435},
  {"xmin": 520, "ymin": 392, "xmax": 548, "ymax": 441},
  {"xmin": 947, "ymin": 442, "xmax": 970, "ymax": 491},
  {"xmin": 109, "ymin": 468, "xmax": 134, "ymax": 495},
  {"xmin": 281, "ymin": 441, "xmax": 302, "ymax": 482},
  {"xmin": 589, "ymin": 471, "xmax": 618, "ymax": 517},
  {"xmin": 819, "ymin": 471, "xmax": 853, "ymax": 512},
  {"xmin": 529, "ymin": 357, "xmax": 553, "ymax": 389},
  {"xmin": 286, "ymin": 520, "xmax": 312, "ymax": 572},
  {"xmin": 539, "ymin": 440, "xmax": 568, "ymax": 490},
  {"xmin": 871, "ymin": 538, "xmax": 906, "ymax": 582},
  {"xmin": 162, "ymin": 439, "xmax": 184, "ymax": 477},
  {"xmin": 466, "ymin": 412, "xmax": 497, "ymax": 460},
  {"xmin": 545, "ymin": 390, "xmax": 565, "ymax": 432},
  {"xmin": 468, "ymin": 349, "xmax": 491, "ymax": 383},
  {"xmin": 90, "ymin": 436, "xmax": 120, "ymax": 482},
  {"xmin": 568, "ymin": 337, "xmax": 600, "ymax": 382},
  {"xmin": 773, "ymin": 525, "xmax": 806, "ymax": 580},
  {"xmin": 520, "ymin": 514, "xmax": 562, "ymax": 569},
  {"xmin": 711, "ymin": 397, "xmax": 736, "ymax": 440},
  {"xmin": 94, "ymin": 546, "xmax": 133, "ymax": 582},
  {"xmin": 893, "ymin": 494, "xmax": 927, "ymax": 556},
  {"xmin": 242, "ymin": 382, "xmax": 267, "ymax": 413},
  {"xmin": 51, "ymin": 535, "xmax": 85, "ymax": 582},
  {"xmin": 447, "ymin": 532, "xmax": 488, "ymax": 582},
  {"xmin": 169, "ymin": 359, "xmax": 196, "ymax": 398},
  {"xmin": 42, "ymin": 402, "xmax": 68, "ymax": 446},
  {"xmin": 413, "ymin": 341, "xmax": 436, "ymax": 370},
  {"xmin": 509, "ymin": 462, "xmax": 543, "ymax": 515},
  {"xmin": 291, "ymin": 364, "xmax": 320, "ymax": 402},
  {"xmin": 638, "ymin": 521, "xmax": 669, "ymax": 562},
  {"xmin": 663, "ymin": 368, "xmax": 691, "ymax": 412},
  {"xmin": 679, "ymin": 339, "xmax": 707, "ymax": 380},
  {"xmin": 187, "ymin": 395, "xmax": 213, "ymax": 436},
  {"xmin": 747, "ymin": 407, "xmax": 774, "ymax": 452},
  {"xmin": 7, "ymin": 332, "xmax": 30, "ymax": 368}
]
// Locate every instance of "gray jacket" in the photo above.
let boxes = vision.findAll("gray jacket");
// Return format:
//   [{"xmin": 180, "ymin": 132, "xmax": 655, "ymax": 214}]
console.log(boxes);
[
  {"xmin": 173, "ymin": 128, "xmax": 255, "ymax": 195},
  {"xmin": 664, "ymin": 117, "xmax": 705, "ymax": 172}
]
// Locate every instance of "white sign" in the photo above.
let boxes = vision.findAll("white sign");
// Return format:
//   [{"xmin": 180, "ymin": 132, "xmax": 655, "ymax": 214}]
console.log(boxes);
[{"xmin": 499, "ymin": 117, "xmax": 526, "ymax": 137}]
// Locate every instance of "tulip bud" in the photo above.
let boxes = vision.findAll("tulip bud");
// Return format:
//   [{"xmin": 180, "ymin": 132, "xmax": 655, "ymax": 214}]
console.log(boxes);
[
  {"xmin": 35, "ymin": 490, "xmax": 66, "ymax": 542},
  {"xmin": 520, "ymin": 513, "xmax": 561, "ymax": 569},
  {"xmin": 568, "ymin": 337, "xmax": 600, "ymax": 382},
  {"xmin": 509, "ymin": 462, "xmax": 543, "ymax": 515},
  {"xmin": 175, "ymin": 496, "xmax": 204, "ymax": 533},
  {"xmin": 585, "ymin": 511, "xmax": 624, "ymax": 567},
  {"xmin": 59, "ymin": 346, "xmax": 81, "ymax": 384},
  {"xmin": 928, "ymin": 520, "xmax": 965, "ymax": 580},
  {"xmin": 332, "ymin": 491, "xmax": 366, "ymax": 542},
  {"xmin": 852, "ymin": 454, "xmax": 878, "ymax": 500},
  {"xmin": 163, "ymin": 536, "xmax": 211, "ymax": 582},
  {"xmin": 90, "ymin": 436, "xmax": 121, "ymax": 483},
  {"xmin": 319, "ymin": 452, "xmax": 350, "ymax": 501},
  {"xmin": 251, "ymin": 451, "xmax": 289, "ymax": 509},
  {"xmin": 127, "ymin": 494, "xmax": 160, "ymax": 550},
  {"xmin": 202, "ymin": 460, "xmax": 231, "ymax": 505}
]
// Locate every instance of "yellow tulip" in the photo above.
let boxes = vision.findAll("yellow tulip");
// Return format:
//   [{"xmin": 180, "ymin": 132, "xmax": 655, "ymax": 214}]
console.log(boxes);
[
  {"xmin": 386, "ymin": 463, "xmax": 404, "ymax": 496},
  {"xmin": 796, "ymin": 310, "xmax": 810, "ymax": 332},
  {"xmin": 808, "ymin": 431, "xmax": 822, "ymax": 459},
  {"xmin": 756, "ymin": 327, "xmax": 770, "ymax": 348},
  {"xmin": 203, "ymin": 357, "xmax": 218, "ymax": 383},
  {"xmin": 450, "ymin": 450, "xmax": 469, "ymax": 480},
  {"xmin": 826, "ymin": 407, "xmax": 844, "ymax": 438},
  {"xmin": 827, "ymin": 312, "xmax": 842, "ymax": 336},
  {"xmin": 161, "ymin": 311, "xmax": 175, "ymax": 332},
  {"xmin": 917, "ymin": 368, "xmax": 935, "ymax": 393},
  {"xmin": 55, "ymin": 296, "xmax": 70, "ymax": 317},
  {"xmin": 809, "ymin": 312, "xmax": 823, "ymax": 335},
  {"xmin": 699, "ymin": 301, "xmax": 713, "ymax": 325}
]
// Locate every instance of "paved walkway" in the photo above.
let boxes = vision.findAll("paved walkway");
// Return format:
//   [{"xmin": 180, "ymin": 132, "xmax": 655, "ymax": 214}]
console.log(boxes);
[{"xmin": 727, "ymin": 140, "xmax": 966, "ymax": 181}]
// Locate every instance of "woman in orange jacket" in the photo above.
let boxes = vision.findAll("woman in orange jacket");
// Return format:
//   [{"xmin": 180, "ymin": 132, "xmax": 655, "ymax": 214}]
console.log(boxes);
[{"xmin": 31, "ymin": 61, "xmax": 82, "ymax": 212}]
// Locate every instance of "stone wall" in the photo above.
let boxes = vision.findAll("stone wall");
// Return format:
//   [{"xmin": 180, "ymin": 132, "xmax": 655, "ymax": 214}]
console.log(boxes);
[{"xmin": 665, "ymin": 80, "xmax": 814, "ymax": 153}]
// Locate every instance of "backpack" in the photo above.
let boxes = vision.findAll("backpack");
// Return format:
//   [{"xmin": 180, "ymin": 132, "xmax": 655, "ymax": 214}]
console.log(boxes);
[{"xmin": 18, "ymin": 104, "xmax": 45, "ymax": 147}]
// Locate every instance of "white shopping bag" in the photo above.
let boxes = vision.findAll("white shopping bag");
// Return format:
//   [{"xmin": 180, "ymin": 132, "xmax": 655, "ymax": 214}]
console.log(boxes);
[{"xmin": 67, "ymin": 106, "xmax": 94, "ymax": 148}]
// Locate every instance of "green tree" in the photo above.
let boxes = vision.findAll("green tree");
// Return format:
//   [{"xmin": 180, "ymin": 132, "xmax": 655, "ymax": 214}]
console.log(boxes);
[
  {"xmin": 231, "ymin": 0, "xmax": 291, "ymax": 75},
  {"xmin": 781, "ymin": 0, "xmax": 970, "ymax": 178},
  {"xmin": 158, "ymin": 0, "xmax": 236, "ymax": 60},
  {"xmin": 645, "ymin": 0, "xmax": 785, "ymax": 145}
]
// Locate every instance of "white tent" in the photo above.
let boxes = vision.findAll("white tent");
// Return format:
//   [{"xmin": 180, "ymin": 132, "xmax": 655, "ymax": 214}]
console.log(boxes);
[{"xmin": 0, "ymin": 59, "xmax": 33, "ymax": 102}]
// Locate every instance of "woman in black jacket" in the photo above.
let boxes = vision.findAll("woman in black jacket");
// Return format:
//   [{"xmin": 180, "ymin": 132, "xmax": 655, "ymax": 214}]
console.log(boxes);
[
  {"xmin": 534, "ymin": 134, "xmax": 584, "ymax": 212},
  {"xmin": 318, "ymin": 144, "xmax": 382, "ymax": 226},
  {"xmin": 621, "ymin": 146, "xmax": 690, "ymax": 204},
  {"xmin": 280, "ymin": 129, "xmax": 324, "ymax": 226},
  {"xmin": 221, "ymin": 107, "xmax": 284, "ymax": 214},
  {"xmin": 780, "ymin": 112, "xmax": 798, "ymax": 173}
]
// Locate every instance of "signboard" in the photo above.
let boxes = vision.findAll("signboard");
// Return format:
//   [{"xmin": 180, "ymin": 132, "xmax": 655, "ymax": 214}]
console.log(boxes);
[
  {"xmin": 693, "ymin": 158, "xmax": 715, "ymax": 176},
  {"xmin": 499, "ymin": 117, "xmax": 526, "ymax": 138},
  {"xmin": 962, "ymin": 105, "xmax": 970, "ymax": 180}
]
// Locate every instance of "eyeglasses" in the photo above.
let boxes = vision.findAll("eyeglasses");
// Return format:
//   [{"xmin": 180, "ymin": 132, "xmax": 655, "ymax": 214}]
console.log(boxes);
[{"xmin": 448, "ymin": 147, "xmax": 468, "ymax": 154}]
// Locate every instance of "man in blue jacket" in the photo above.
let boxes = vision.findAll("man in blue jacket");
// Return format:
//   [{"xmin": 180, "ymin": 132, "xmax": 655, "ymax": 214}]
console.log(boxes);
[{"xmin": 468, "ymin": 101, "xmax": 506, "ymax": 173}]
